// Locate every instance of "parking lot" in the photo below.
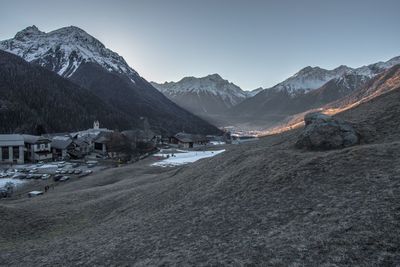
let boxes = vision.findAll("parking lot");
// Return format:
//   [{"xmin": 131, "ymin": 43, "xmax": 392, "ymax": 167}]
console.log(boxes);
[{"xmin": 0, "ymin": 160, "xmax": 109, "ymax": 199}]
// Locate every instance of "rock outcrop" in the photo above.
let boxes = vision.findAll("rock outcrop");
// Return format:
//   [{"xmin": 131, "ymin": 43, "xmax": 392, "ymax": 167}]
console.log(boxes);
[{"xmin": 296, "ymin": 112, "xmax": 359, "ymax": 150}]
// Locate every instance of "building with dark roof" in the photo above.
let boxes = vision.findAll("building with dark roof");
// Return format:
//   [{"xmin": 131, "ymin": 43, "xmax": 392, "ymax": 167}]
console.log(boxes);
[
  {"xmin": 22, "ymin": 135, "xmax": 52, "ymax": 162},
  {"xmin": 169, "ymin": 132, "xmax": 208, "ymax": 148}
]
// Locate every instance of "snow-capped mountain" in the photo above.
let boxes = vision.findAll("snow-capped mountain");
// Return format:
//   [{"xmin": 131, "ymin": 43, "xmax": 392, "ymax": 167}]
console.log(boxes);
[
  {"xmin": 227, "ymin": 56, "xmax": 400, "ymax": 129},
  {"xmin": 0, "ymin": 25, "xmax": 140, "ymax": 83},
  {"xmin": 270, "ymin": 56, "xmax": 400, "ymax": 95},
  {"xmin": 274, "ymin": 65, "xmax": 353, "ymax": 94},
  {"xmin": 0, "ymin": 25, "xmax": 221, "ymax": 135},
  {"xmin": 151, "ymin": 74, "xmax": 248, "ymax": 117},
  {"xmin": 152, "ymin": 74, "xmax": 247, "ymax": 105}
]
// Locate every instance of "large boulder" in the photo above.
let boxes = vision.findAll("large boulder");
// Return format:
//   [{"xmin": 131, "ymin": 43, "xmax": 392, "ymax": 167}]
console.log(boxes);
[{"xmin": 296, "ymin": 112, "xmax": 359, "ymax": 150}]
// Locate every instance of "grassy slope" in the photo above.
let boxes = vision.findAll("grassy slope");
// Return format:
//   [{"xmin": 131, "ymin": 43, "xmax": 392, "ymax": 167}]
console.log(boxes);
[{"xmin": 1, "ymin": 89, "xmax": 400, "ymax": 265}]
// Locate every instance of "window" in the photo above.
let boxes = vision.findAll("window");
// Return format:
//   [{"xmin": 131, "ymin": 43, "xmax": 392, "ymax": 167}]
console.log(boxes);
[
  {"xmin": 13, "ymin": 146, "xmax": 19, "ymax": 159},
  {"xmin": 2, "ymin": 147, "xmax": 9, "ymax": 160}
]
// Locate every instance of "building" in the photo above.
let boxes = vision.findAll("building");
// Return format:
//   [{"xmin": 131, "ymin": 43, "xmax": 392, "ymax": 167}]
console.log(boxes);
[
  {"xmin": 93, "ymin": 132, "xmax": 110, "ymax": 154},
  {"xmin": 50, "ymin": 137, "xmax": 75, "ymax": 160},
  {"xmin": 0, "ymin": 135, "xmax": 25, "ymax": 164},
  {"xmin": 169, "ymin": 132, "xmax": 208, "ymax": 148},
  {"xmin": 23, "ymin": 135, "xmax": 52, "ymax": 162},
  {"xmin": 73, "ymin": 137, "xmax": 92, "ymax": 156}
]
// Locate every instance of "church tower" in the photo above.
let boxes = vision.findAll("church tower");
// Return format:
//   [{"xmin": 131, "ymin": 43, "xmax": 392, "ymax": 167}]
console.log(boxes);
[{"xmin": 93, "ymin": 120, "xmax": 100, "ymax": 129}]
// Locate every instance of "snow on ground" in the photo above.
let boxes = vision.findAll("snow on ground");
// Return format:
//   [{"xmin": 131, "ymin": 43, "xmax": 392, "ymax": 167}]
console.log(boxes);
[
  {"xmin": 152, "ymin": 149, "xmax": 225, "ymax": 167},
  {"xmin": 37, "ymin": 164, "xmax": 58, "ymax": 169},
  {"xmin": 210, "ymin": 141, "xmax": 226, "ymax": 145},
  {"xmin": 0, "ymin": 178, "xmax": 26, "ymax": 189}
]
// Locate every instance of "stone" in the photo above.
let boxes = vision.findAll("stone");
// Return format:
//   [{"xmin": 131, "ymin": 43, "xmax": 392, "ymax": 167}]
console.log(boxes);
[{"xmin": 296, "ymin": 112, "xmax": 359, "ymax": 150}]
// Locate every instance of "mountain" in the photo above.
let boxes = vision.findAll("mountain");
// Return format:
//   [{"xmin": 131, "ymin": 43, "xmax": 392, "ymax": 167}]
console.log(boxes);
[
  {"xmin": 151, "ymin": 74, "xmax": 247, "ymax": 119},
  {"xmin": 0, "ymin": 25, "xmax": 140, "ymax": 81},
  {"xmin": 272, "ymin": 65, "xmax": 354, "ymax": 95},
  {"xmin": 0, "ymin": 25, "xmax": 221, "ymax": 135},
  {"xmin": 246, "ymin": 87, "xmax": 264, "ymax": 97},
  {"xmin": 265, "ymin": 57, "xmax": 400, "ymax": 96},
  {"xmin": 328, "ymin": 64, "xmax": 400, "ymax": 112},
  {"xmin": 227, "ymin": 57, "xmax": 400, "ymax": 129},
  {"xmin": 0, "ymin": 50, "xmax": 131, "ymax": 133}
]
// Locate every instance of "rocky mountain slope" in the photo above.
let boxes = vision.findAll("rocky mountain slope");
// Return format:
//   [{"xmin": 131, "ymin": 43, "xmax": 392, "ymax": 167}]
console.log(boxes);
[
  {"xmin": 0, "ymin": 25, "xmax": 140, "ymax": 81},
  {"xmin": 1, "ymin": 79, "xmax": 400, "ymax": 265},
  {"xmin": 261, "ymin": 64, "xmax": 400, "ymax": 135},
  {"xmin": 0, "ymin": 26, "xmax": 221, "ymax": 135},
  {"xmin": 151, "ymin": 74, "xmax": 247, "ymax": 118},
  {"xmin": 227, "ymin": 57, "xmax": 400, "ymax": 129},
  {"xmin": 0, "ymin": 50, "xmax": 131, "ymax": 133}
]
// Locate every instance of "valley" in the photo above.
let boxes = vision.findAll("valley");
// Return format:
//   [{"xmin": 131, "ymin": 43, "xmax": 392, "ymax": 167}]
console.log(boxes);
[{"xmin": 0, "ymin": 3, "xmax": 399, "ymax": 264}]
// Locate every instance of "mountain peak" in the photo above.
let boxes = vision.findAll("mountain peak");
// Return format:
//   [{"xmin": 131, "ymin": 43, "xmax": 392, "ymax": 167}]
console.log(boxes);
[
  {"xmin": 206, "ymin": 73, "xmax": 223, "ymax": 80},
  {"xmin": 50, "ymin": 25, "xmax": 92, "ymax": 38},
  {"xmin": 1, "ymin": 25, "xmax": 139, "ymax": 80},
  {"xmin": 15, "ymin": 25, "xmax": 44, "ymax": 40},
  {"xmin": 151, "ymin": 74, "xmax": 247, "ymax": 110},
  {"xmin": 296, "ymin": 65, "xmax": 323, "ymax": 74}
]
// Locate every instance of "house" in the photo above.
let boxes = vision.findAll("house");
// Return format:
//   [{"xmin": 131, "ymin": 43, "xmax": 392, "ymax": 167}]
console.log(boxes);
[
  {"xmin": 93, "ymin": 132, "xmax": 111, "ymax": 154},
  {"xmin": 51, "ymin": 137, "xmax": 75, "ymax": 160},
  {"xmin": 0, "ymin": 134, "xmax": 25, "ymax": 164},
  {"xmin": 22, "ymin": 135, "xmax": 52, "ymax": 162},
  {"xmin": 71, "ymin": 121, "xmax": 113, "ymax": 153},
  {"xmin": 169, "ymin": 132, "xmax": 208, "ymax": 148},
  {"xmin": 73, "ymin": 137, "xmax": 92, "ymax": 156}
]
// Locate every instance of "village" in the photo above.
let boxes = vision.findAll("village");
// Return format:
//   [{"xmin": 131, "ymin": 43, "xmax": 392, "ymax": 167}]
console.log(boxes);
[{"xmin": 0, "ymin": 121, "xmax": 258, "ymax": 199}]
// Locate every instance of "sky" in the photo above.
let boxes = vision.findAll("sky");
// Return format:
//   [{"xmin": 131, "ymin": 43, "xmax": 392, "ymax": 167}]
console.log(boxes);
[{"xmin": 0, "ymin": 0, "xmax": 399, "ymax": 90}]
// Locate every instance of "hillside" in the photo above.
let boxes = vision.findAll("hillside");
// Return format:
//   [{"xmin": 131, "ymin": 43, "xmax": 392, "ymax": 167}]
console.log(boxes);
[
  {"xmin": 1, "ymin": 81, "xmax": 400, "ymax": 265},
  {"xmin": 0, "ymin": 50, "xmax": 131, "ymax": 133}
]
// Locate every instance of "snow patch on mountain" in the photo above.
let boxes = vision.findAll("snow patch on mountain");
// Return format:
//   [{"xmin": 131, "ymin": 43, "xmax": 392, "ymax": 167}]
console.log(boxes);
[
  {"xmin": 0, "ymin": 25, "xmax": 140, "ymax": 82},
  {"xmin": 268, "ymin": 57, "xmax": 400, "ymax": 96},
  {"xmin": 152, "ymin": 74, "xmax": 247, "ymax": 106}
]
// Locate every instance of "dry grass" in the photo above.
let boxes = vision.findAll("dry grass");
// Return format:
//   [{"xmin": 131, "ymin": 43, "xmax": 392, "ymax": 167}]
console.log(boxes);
[{"xmin": 1, "ymin": 89, "xmax": 400, "ymax": 265}]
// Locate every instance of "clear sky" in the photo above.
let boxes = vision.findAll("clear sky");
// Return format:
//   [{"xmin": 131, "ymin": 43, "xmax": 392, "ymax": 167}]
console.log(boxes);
[{"xmin": 0, "ymin": 0, "xmax": 399, "ymax": 90}]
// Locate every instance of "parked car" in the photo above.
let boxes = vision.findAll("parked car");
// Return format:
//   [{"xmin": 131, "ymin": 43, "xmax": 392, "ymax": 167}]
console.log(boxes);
[
  {"xmin": 57, "ymin": 163, "xmax": 66, "ymax": 168},
  {"xmin": 53, "ymin": 174, "xmax": 63, "ymax": 182},
  {"xmin": 78, "ymin": 170, "xmax": 93, "ymax": 178},
  {"xmin": 41, "ymin": 174, "xmax": 51, "ymax": 180},
  {"xmin": 33, "ymin": 174, "xmax": 42, "ymax": 179},
  {"xmin": 55, "ymin": 169, "xmax": 62, "ymax": 174},
  {"xmin": 29, "ymin": 168, "xmax": 38, "ymax": 173},
  {"xmin": 60, "ymin": 176, "xmax": 70, "ymax": 182},
  {"xmin": 19, "ymin": 168, "xmax": 29, "ymax": 173},
  {"xmin": 72, "ymin": 163, "xmax": 80, "ymax": 168},
  {"xmin": 60, "ymin": 170, "xmax": 67, "ymax": 174},
  {"xmin": 67, "ymin": 169, "xmax": 74, "ymax": 174},
  {"xmin": 74, "ymin": 169, "xmax": 82, "ymax": 174},
  {"xmin": 12, "ymin": 173, "xmax": 26, "ymax": 179},
  {"xmin": 28, "ymin": 191, "xmax": 43, "ymax": 197}
]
